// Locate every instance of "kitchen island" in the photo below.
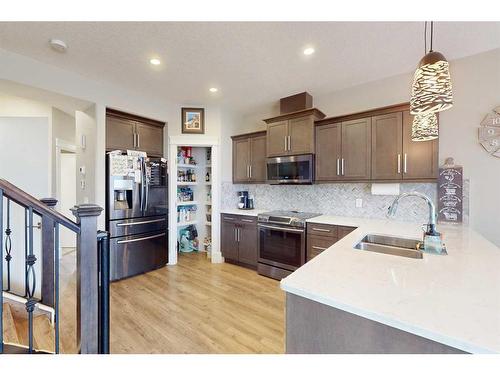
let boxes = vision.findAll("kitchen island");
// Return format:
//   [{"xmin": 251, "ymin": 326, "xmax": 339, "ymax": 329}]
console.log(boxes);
[{"xmin": 281, "ymin": 216, "xmax": 500, "ymax": 354}]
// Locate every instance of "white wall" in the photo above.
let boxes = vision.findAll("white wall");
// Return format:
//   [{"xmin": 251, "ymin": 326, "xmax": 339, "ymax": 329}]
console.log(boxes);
[
  {"xmin": 0, "ymin": 116, "xmax": 50, "ymax": 295},
  {"xmin": 235, "ymin": 48, "xmax": 500, "ymax": 246}
]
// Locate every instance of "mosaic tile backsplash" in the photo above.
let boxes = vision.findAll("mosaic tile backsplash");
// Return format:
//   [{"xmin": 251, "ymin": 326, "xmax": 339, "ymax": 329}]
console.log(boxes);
[{"xmin": 222, "ymin": 182, "xmax": 439, "ymax": 223}]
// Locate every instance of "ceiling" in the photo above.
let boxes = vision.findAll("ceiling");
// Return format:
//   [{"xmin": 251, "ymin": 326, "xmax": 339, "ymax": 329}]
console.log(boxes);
[{"xmin": 0, "ymin": 22, "xmax": 499, "ymax": 114}]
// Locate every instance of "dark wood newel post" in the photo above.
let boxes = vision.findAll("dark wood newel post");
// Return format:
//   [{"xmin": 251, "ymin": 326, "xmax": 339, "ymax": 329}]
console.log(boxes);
[
  {"xmin": 71, "ymin": 203, "xmax": 103, "ymax": 354},
  {"xmin": 40, "ymin": 198, "xmax": 58, "ymax": 308}
]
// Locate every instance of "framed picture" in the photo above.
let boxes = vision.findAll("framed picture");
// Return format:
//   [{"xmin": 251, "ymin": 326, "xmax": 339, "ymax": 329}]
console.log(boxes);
[{"xmin": 181, "ymin": 107, "xmax": 205, "ymax": 134}]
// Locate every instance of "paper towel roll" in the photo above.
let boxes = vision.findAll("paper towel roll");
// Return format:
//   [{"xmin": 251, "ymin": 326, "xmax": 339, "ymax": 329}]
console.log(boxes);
[{"xmin": 371, "ymin": 183, "xmax": 400, "ymax": 196}]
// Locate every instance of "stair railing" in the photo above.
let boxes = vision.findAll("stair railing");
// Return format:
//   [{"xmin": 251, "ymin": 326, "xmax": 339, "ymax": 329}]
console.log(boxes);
[{"xmin": 0, "ymin": 178, "xmax": 109, "ymax": 354}]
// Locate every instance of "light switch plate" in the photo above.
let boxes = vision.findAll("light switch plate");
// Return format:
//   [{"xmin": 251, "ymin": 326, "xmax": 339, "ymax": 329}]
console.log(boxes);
[{"xmin": 355, "ymin": 198, "xmax": 363, "ymax": 208}]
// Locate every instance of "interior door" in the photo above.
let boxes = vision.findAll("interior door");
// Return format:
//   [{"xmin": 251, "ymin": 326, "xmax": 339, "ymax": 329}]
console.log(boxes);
[
  {"xmin": 402, "ymin": 111, "xmax": 439, "ymax": 179},
  {"xmin": 233, "ymin": 138, "xmax": 250, "ymax": 183},
  {"xmin": 371, "ymin": 112, "xmax": 403, "ymax": 180},
  {"xmin": 288, "ymin": 116, "xmax": 314, "ymax": 155},
  {"xmin": 0, "ymin": 116, "xmax": 49, "ymax": 296},
  {"xmin": 315, "ymin": 123, "xmax": 342, "ymax": 181},
  {"xmin": 249, "ymin": 135, "xmax": 267, "ymax": 182},
  {"xmin": 106, "ymin": 115, "xmax": 136, "ymax": 151},
  {"xmin": 266, "ymin": 120, "xmax": 289, "ymax": 157},
  {"xmin": 136, "ymin": 122, "xmax": 164, "ymax": 156},
  {"xmin": 341, "ymin": 117, "xmax": 372, "ymax": 180}
]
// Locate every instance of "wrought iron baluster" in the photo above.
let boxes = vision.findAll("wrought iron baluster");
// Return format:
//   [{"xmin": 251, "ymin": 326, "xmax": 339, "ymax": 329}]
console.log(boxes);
[
  {"xmin": 24, "ymin": 208, "xmax": 28, "ymax": 297},
  {"xmin": 1, "ymin": 189, "xmax": 4, "ymax": 354},
  {"xmin": 5, "ymin": 198, "xmax": 12, "ymax": 292},
  {"xmin": 26, "ymin": 206, "xmax": 37, "ymax": 354},
  {"xmin": 54, "ymin": 223, "xmax": 60, "ymax": 354}
]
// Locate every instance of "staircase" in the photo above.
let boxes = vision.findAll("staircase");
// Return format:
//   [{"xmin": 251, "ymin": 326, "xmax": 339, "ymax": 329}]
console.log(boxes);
[
  {"xmin": 2, "ymin": 302, "xmax": 55, "ymax": 353},
  {"xmin": 0, "ymin": 178, "xmax": 110, "ymax": 354}
]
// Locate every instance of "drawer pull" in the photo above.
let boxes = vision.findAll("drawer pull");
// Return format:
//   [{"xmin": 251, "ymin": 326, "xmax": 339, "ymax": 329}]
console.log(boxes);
[
  {"xmin": 241, "ymin": 219, "xmax": 254, "ymax": 223},
  {"xmin": 312, "ymin": 246, "xmax": 327, "ymax": 251},
  {"xmin": 311, "ymin": 227, "xmax": 331, "ymax": 232},
  {"xmin": 223, "ymin": 216, "xmax": 235, "ymax": 220}
]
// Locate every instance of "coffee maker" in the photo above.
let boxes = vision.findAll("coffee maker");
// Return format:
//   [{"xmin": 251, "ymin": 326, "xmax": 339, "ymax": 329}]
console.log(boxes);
[{"xmin": 237, "ymin": 190, "xmax": 254, "ymax": 210}]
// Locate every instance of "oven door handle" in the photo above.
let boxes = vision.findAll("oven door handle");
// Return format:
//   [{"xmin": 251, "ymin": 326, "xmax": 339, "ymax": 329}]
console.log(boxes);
[{"xmin": 258, "ymin": 224, "xmax": 304, "ymax": 233}]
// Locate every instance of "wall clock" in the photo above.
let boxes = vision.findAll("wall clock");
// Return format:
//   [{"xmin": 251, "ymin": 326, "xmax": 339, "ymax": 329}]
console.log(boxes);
[{"xmin": 478, "ymin": 106, "xmax": 500, "ymax": 158}]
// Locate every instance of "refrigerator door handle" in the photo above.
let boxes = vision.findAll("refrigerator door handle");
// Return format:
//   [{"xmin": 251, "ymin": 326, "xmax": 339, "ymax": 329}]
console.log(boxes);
[
  {"xmin": 117, "ymin": 232, "xmax": 165, "ymax": 244},
  {"xmin": 144, "ymin": 160, "xmax": 150, "ymax": 212},
  {"xmin": 117, "ymin": 218, "xmax": 166, "ymax": 226}
]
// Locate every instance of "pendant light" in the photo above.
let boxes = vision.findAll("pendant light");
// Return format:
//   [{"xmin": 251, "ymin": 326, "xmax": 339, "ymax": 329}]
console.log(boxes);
[
  {"xmin": 410, "ymin": 22, "xmax": 453, "ymax": 116},
  {"xmin": 412, "ymin": 113, "xmax": 438, "ymax": 141}
]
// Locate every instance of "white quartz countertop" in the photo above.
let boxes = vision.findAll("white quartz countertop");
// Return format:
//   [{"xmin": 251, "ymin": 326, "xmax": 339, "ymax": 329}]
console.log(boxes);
[
  {"xmin": 280, "ymin": 215, "xmax": 500, "ymax": 354},
  {"xmin": 220, "ymin": 208, "xmax": 268, "ymax": 217}
]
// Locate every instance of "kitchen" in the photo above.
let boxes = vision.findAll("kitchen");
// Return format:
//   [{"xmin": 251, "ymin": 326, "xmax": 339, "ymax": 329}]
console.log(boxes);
[{"xmin": 0, "ymin": 13, "xmax": 499, "ymax": 370}]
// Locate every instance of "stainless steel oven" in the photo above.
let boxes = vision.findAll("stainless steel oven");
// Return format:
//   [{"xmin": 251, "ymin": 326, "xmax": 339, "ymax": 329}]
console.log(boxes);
[
  {"xmin": 266, "ymin": 154, "xmax": 314, "ymax": 184},
  {"xmin": 257, "ymin": 210, "xmax": 320, "ymax": 280},
  {"xmin": 258, "ymin": 223, "xmax": 306, "ymax": 270}
]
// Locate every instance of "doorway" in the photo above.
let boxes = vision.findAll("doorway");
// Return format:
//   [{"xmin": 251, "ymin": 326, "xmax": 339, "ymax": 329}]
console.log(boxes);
[{"xmin": 55, "ymin": 139, "xmax": 78, "ymax": 255}]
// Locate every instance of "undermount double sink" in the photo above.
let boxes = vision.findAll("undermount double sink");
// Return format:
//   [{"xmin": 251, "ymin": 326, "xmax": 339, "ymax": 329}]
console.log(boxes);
[{"xmin": 354, "ymin": 234, "xmax": 423, "ymax": 259}]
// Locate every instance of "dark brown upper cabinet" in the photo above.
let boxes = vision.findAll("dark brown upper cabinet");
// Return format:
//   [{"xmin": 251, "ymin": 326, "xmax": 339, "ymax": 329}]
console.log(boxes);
[
  {"xmin": 402, "ymin": 110, "xmax": 438, "ymax": 180},
  {"xmin": 371, "ymin": 112, "xmax": 403, "ymax": 180},
  {"xmin": 315, "ymin": 103, "xmax": 438, "ymax": 183},
  {"xmin": 264, "ymin": 108, "xmax": 326, "ymax": 157},
  {"xmin": 315, "ymin": 118, "xmax": 372, "ymax": 181},
  {"xmin": 315, "ymin": 123, "xmax": 342, "ymax": 181},
  {"xmin": 106, "ymin": 109, "xmax": 165, "ymax": 157},
  {"xmin": 232, "ymin": 131, "xmax": 267, "ymax": 183}
]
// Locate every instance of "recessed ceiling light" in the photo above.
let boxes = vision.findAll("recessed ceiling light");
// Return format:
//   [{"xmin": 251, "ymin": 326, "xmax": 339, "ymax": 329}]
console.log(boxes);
[
  {"xmin": 49, "ymin": 39, "xmax": 68, "ymax": 53},
  {"xmin": 303, "ymin": 47, "xmax": 315, "ymax": 56},
  {"xmin": 149, "ymin": 58, "xmax": 161, "ymax": 66},
  {"xmin": 209, "ymin": 87, "xmax": 218, "ymax": 93}
]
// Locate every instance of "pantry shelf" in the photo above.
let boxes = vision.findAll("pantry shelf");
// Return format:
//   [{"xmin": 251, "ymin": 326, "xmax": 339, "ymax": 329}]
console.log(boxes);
[
  {"xmin": 178, "ymin": 163, "xmax": 199, "ymax": 168},
  {"xmin": 177, "ymin": 220, "xmax": 198, "ymax": 227},
  {"xmin": 177, "ymin": 201, "xmax": 199, "ymax": 206},
  {"xmin": 177, "ymin": 181, "xmax": 197, "ymax": 186}
]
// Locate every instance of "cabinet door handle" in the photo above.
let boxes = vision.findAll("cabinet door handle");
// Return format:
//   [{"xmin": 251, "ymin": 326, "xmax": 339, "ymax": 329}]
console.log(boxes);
[
  {"xmin": 336, "ymin": 158, "xmax": 340, "ymax": 176},
  {"xmin": 312, "ymin": 246, "xmax": 328, "ymax": 251},
  {"xmin": 284, "ymin": 136, "xmax": 288, "ymax": 151},
  {"xmin": 249, "ymin": 165, "xmax": 252, "ymax": 179},
  {"xmin": 404, "ymin": 153, "xmax": 408, "ymax": 174},
  {"xmin": 341, "ymin": 158, "xmax": 345, "ymax": 176},
  {"xmin": 246, "ymin": 165, "xmax": 249, "ymax": 179},
  {"xmin": 234, "ymin": 227, "xmax": 238, "ymax": 242},
  {"xmin": 397, "ymin": 154, "xmax": 402, "ymax": 174},
  {"xmin": 137, "ymin": 133, "xmax": 140, "ymax": 148},
  {"xmin": 288, "ymin": 135, "xmax": 291, "ymax": 151}
]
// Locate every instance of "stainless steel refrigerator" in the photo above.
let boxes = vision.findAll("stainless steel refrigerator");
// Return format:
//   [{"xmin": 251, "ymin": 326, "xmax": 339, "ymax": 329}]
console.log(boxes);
[{"xmin": 106, "ymin": 154, "xmax": 168, "ymax": 281}]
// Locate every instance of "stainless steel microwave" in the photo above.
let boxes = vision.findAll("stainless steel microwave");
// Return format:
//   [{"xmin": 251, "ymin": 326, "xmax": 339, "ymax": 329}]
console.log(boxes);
[{"xmin": 266, "ymin": 154, "xmax": 314, "ymax": 184}]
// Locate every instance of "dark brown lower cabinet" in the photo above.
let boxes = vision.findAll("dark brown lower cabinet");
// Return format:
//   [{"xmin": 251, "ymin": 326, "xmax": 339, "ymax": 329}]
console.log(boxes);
[
  {"xmin": 221, "ymin": 214, "xmax": 258, "ymax": 268},
  {"xmin": 306, "ymin": 223, "xmax": 357, "ymax": 261}
]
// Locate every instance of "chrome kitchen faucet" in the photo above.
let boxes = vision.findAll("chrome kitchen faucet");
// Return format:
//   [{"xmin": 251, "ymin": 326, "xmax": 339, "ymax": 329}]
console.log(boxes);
[{"xmin": 387, "ymin": 192, "xmax": 447, "ymax": 255}]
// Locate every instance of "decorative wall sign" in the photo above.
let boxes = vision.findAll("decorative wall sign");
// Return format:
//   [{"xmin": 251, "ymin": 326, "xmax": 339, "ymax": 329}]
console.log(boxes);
[
  {"xmin": 438, "ymin": 158, "xmax": 463, "ymax": 224},
  {"xmin": 478, "ymin": 106, "xmax": 500, "ymax": 158}
]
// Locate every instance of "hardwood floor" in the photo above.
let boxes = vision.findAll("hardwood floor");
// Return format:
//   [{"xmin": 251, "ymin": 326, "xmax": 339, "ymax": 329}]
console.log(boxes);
[{"xmin": 60, "ymin": 251, "xmax": 285, "ymax": 354}]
